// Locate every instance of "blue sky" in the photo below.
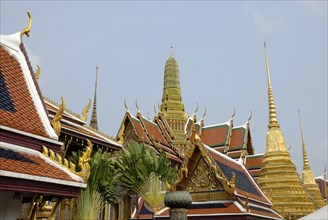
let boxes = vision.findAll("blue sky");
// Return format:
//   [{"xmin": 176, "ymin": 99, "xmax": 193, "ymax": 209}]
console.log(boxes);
[{"xmin": 1, "ymin": 1, "xmax": 327, "ymax": 176}]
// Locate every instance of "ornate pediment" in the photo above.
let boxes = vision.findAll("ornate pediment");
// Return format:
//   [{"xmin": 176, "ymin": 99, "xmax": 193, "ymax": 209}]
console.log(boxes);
[{"xmin": 186, "ymin": 156, "xmax": 224, "ymax": 193}]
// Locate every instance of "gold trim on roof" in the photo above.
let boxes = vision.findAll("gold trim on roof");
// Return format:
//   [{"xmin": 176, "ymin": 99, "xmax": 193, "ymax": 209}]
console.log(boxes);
[
  {"xmin": 35, "ymin": 65, "xmax": 40, "ymax": 81},
  {"xmin": 51, "ymin": 97, "xmax": 65, "ymax": 136},
  {"xmin": 124, "ymin": 98, "xmax": 129, "ymax": 112},
  {"xmin": 20, "ymin": 10, "xmax": 32, "ymax": 41},
  {"xmin": 80, "ymin": 98, "xmax": 91, "ymax": 122}
]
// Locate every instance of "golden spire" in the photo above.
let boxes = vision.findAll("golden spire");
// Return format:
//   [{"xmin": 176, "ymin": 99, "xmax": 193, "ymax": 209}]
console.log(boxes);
[
  {"xmin": 170, "ymin": 45, "xmax": 174, "ymax": 58},
  {"xmin": 258, "ymin": 42, "xmax": 317, "ymax": 218},
  {"xmin": 20, "ymin": 10, "xmax": 32, "ymax": 41},
  {"xmin": 264, "ymin": 42, "xmax": 280, "ymax": 128},
  {"xmin": 298, "ymin": 110, "xmax": 310, "ymax": 170},
  {"xmin": 160, "ymin": 46, "xmax": 188, "ymax": 154},
  {"xmin": 90, "ymin": 66, "xmax": 98, "ymax": 130}
]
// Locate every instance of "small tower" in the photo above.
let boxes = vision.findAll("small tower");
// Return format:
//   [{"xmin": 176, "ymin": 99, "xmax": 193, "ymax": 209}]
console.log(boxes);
[
  {"xmin": 257, "ymin": 42, "xmax": 315, "ymax": 219},
  {"xmin": 160, "ymin": 47, "xmax": 189, "ymax": 154},
  {"xmin": 90, "ymin": 66, "xmax": 99, "ymax": 130},
  {"xmin": 298, "ymin": 110, "xmax": 325, "ymax": 208}
]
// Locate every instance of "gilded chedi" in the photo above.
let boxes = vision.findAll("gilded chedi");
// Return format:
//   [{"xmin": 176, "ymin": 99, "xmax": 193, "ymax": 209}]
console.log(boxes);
[
  {"xmin": 257, "ymin": 43, "xmax": 315, "ymax": 219},
  {"xmin": 298, "ymin": 110, "xmax": 325, "ymax": 208},
  {"xmin": 160, "ymin": 47, "xmax": 189, "ymax": 154}
]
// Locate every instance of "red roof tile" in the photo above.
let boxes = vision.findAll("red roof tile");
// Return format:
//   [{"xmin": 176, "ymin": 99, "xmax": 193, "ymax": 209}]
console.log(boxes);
[
  {"xmin": 245, "ymin": 155, "xmax": 263, "ymax": 169},
  {"xmin": 0, "ymin": 47, "xmax": 49, "ymax": 138},
  {"xmin": 229, "ymin": 127, "xmax": 246, "ymax": 150},
  {"xmin": 201, "ymin": 124, "xmax": 230, "ymax": 147},
  {"xmin": 0, "ymin": 146, "xmax": 82, "ymax": 184}
]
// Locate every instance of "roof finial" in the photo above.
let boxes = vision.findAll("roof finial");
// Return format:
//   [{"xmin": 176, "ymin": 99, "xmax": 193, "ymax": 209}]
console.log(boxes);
[
  {"xmin": 35, "ymin": 65, "xmax": 40, "ymax": 82},
  {"xmin": 169, "ymin": 45, "xmax": 174, "ymax": 58},
  {"xmin": 154, "ymin": 104, "xmax": 157, "ymax": 115},
  {"xmin": 90, "ymin": 65, "xmax": 99, "ymax": 130},
  {"xmin": 81, "ymin": 98, "xmax": 91, "ymax": 122},
  {"xmin": 264, "ymin": 42, "xmax": 280, "ymax": 128},
  {"xmin": 248, "ymin": 110, "xmax": 253, "ymax": 122},
  {"xmin": 194, "ymin": 102, "xmax": 199, "ymax": 115},
  {"xmin": 136, "ymin": 98, "xmax": 140, "ymax": 113},
  {"xmin": 231, "ymin": 108, "xmax": 236, "ymax": 119},
  {"xmin": 201, "ymin": 107, "xmax": 207, "ymax": 119},
  {"xmin": 124, "ymin": 98, "xmax": 129, "ymax": 112},
  {"xmin": 298, "ymin": 110, "xmax": 310, "ymax": 170},
  {"xmin": 20, "ymin": 10, "xmax": 32, "ymax": 41}
]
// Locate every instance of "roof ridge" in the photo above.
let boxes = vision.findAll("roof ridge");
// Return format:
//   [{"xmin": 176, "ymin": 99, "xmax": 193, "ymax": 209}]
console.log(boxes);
[
  {"xmin": 82, "ymin": 124, "xmax": 116, "ymax": 141},
  {"xmin": 44, "ymin": 96, "xmax": 82, "ymax": 119}
]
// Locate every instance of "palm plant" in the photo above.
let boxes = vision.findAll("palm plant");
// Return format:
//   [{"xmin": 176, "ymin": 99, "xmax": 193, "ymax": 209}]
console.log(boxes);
[
  {"xmin": 72, "ymin": 149, "xmax": 122, "ymax": 219},
  {"xmin": 116, "ymin": 141, "xmax": 177, "ymax": 218}
]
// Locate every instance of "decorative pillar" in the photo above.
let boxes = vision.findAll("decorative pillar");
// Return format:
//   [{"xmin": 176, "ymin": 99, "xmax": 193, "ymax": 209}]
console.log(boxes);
[{"xmin": 164, "ymin": 191, "xmax": 192, "ymax": 220}]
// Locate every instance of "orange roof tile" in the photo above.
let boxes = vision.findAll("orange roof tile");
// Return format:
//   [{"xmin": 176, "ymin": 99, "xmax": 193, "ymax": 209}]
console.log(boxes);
[
  {"xmin": 0, "ymin": 47, "xmax": 49, "ymax": 138},
  {"xmin": 0, "ymin": 145, "xmax": 83, "ymax": 185},
  {"xmin": 229, "ymin": 127, "xmax": 246, "ymax": 150},
  {"xmin": 201, "ymin": 124, "xmax": 230, "ymax": 147}
]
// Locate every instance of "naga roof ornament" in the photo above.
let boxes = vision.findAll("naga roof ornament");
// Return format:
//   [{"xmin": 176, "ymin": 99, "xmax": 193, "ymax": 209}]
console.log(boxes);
[
  {"xmin": 81, "ymin": 98, "xmax": 91, "ymax": 122},
  {"xmin": 35, "ymin": 65, "xmax": 40, "ymax": 81},
  {"xmin": 51, "ymin": 97, "xmax": 65, "ymax": 136}
]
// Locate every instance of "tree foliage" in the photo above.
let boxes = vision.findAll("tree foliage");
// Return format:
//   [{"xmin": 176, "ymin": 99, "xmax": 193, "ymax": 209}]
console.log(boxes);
[{"xmin": 116, "ymin": 141, "xmax": 176, "ymax": 196}]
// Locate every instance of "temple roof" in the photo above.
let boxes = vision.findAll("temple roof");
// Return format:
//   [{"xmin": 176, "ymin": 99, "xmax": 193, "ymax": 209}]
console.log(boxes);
[
  {"xmin": 0, "ymin": 15, "xmax": 87, "ymax": 197},
  {"xmin": 188, "ymin": 114, "xmax": 254, "ymax": 160},
  {"xmin": 206, "ymin": 146, "xmax": 270, "ymax": 205},
  {"xmin": 116, "ymin": 110, "xmax": 182, "ymax": 164},
  {"xmin": 0, "ymin": 35, "xmax": 57, "ymax": 140},
  {"xmin": 244, "ymin": 154, "xmax": 264, "ymax": 179},
  {"xmin": 45, "ymin": 98, "xmax": 121, "ymax": 150},
  {"xmin": 0, "ymin": 142, "xmax": 85, "ymax": 189}
]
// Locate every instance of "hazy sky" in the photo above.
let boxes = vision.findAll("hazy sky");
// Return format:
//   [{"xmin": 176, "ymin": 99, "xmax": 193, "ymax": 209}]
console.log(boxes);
[{"xmin": 1, "ymin": 1, "xmax": 327, "ymax": 176}]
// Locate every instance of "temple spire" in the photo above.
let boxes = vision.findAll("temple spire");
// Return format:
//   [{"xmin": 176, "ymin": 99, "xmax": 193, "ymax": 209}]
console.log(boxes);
[
  {"xmin": 169, "ymin": 45, "xmax": 174, "ymax": 58},
  {"xmin": 298, "ymin": 110, "xmax": 310, "ymax": 170},
  {"xmin": 160, "ymin": 47, "xmax": 188, "ymax": 154},
  {"xmin": 258, "ymin": 42, "xmax": 316, "ymax": 218},
  {"xmin": 90, "ymin": 65, "xmax": 98, "ymax": 130},
  {"xmin": 264, "ymin": 42, "xmax": 280, "ymax": 128},
  {"xmin": 298, "ymin": 110, "xmax": 326, "ymax": 208}
]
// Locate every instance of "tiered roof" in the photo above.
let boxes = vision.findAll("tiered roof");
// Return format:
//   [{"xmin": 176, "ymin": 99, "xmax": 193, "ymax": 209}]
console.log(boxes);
[
  {"xmin": 244, "ymin": 154, "xmax": 264, "ymax": 179},
  {"xmin": 132, "ymin": 122, "xmax": 282, "ymax": 219},
  {"xmin": 116, "ymin": 108, "xmax": 183, "ymax": 164},
  {"xmin": 185, "ymin": 113, "xmax": 254, "ymax": 160}
]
